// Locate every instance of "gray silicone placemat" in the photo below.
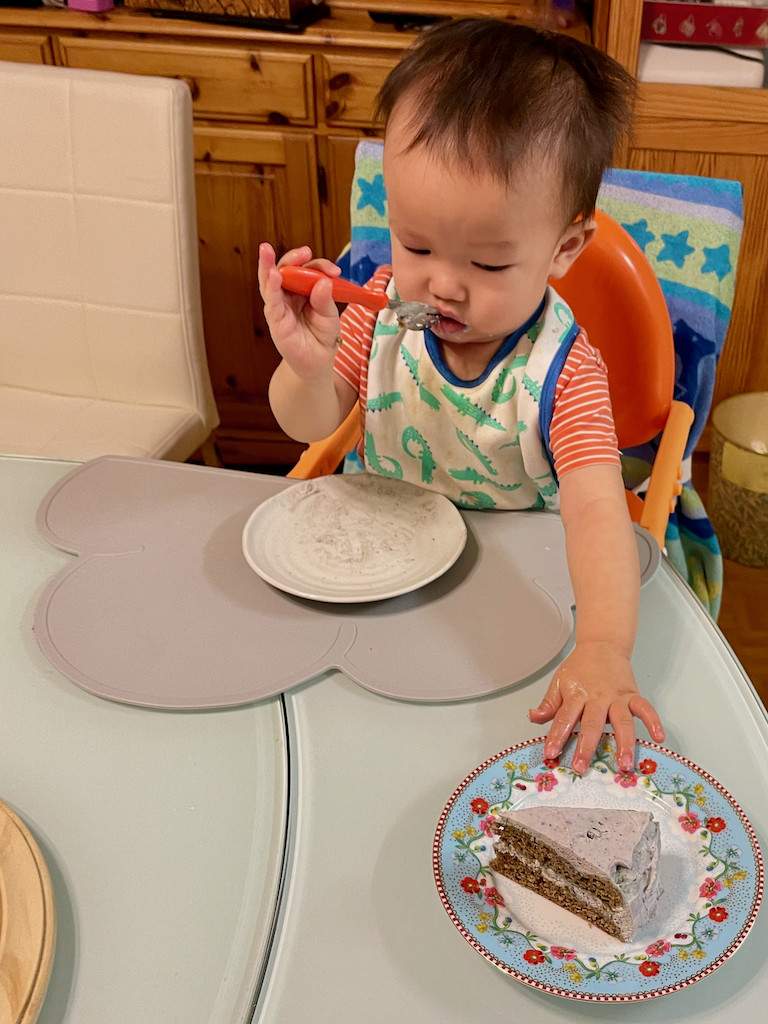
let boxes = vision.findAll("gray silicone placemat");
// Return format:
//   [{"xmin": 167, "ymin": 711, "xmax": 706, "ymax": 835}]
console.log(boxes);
[{"xmin": 33, "ymin": 457, "xmax": 576, "ymax": 709}]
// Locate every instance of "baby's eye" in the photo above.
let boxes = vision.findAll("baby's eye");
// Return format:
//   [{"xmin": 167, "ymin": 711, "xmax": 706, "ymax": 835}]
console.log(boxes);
[
  {"xmin": 404, "ymin": 246, "xmax": 431, "ymax": 256},
  {"xmin": 473, "ymin": 262, "xmax": 512, "ymax": 272}
]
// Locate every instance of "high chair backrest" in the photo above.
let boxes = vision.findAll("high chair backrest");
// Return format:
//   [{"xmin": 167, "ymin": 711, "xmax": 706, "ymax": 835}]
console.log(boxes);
[{"xmin": 546, "ymin": 209, "xmax": 674, "ymax": 450}]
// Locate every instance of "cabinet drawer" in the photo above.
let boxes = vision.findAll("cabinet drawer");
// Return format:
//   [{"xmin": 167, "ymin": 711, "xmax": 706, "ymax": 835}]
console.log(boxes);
[
  {"xmin": 56, "ymin": 37, "xmax": 314, "ymax": 125},
  {"xmin": 318, "ymin": 53, "xmax": 400, "ymax": 128},
  {"xmin": 0, "ymin": 32, "xmax": 53, "ymax": 64}
]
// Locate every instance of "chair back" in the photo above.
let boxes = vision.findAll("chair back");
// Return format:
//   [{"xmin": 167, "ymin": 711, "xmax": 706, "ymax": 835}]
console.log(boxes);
[
  {"xmin": 0, "ymin": 60, "xmax": 218, "ymax": 461},
  {"xmin": 552, "ymin": 209, "xmax": 675, "ymax": 450}
]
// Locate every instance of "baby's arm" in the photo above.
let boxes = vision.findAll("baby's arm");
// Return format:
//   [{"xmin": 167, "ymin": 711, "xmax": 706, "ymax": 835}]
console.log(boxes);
[
  {"xmin": 528, "ymin": 463, "xmax": 665, "ymax": 774},
  {"xmin": 259, "ymin": 242, "xmax": 357, "ymax": 441}
]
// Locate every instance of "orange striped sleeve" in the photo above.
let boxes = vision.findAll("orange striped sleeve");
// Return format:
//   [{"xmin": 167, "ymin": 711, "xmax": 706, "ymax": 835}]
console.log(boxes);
[
  {"xmin": 333, "ymin": 265, "xmax": 393, "ymax": 411},
  {"xmin": 549, "ymin": 333, "xmax": 621, "ymax": 478}
]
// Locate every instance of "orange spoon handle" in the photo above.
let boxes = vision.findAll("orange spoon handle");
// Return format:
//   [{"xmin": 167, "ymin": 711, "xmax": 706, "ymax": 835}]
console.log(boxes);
[{"xmin": 278, "ymin": 265, "xmax": 388, "ymax": 312}]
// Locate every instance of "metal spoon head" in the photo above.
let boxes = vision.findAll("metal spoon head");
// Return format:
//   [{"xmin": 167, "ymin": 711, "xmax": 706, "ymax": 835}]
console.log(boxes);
[{"xmin": 391, "ymin": 301, "xmax": 441, "ymax": 331}]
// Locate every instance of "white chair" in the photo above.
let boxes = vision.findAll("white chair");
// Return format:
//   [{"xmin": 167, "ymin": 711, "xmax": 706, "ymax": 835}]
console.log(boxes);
[{"xmin": 0, "ymin": 60, "xmax": 219, "ymax": 462}]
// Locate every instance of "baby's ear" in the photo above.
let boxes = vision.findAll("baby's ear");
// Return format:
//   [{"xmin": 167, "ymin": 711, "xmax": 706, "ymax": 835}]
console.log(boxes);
[{"xmin": 548, "ymin": 218, "xmax": 597, "ymax": 279}]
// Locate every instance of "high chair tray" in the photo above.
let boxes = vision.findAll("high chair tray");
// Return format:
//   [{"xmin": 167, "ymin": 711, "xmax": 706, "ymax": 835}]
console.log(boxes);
[{"xmin": 32, "ymin": 457, "xmax": 624, "ymax": 709}]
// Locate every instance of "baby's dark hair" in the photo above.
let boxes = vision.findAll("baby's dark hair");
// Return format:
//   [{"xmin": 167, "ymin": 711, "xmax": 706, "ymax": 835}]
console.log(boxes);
[{"xmin": 375, "ymin": 18, "xmax": 636, "ymax": 224}]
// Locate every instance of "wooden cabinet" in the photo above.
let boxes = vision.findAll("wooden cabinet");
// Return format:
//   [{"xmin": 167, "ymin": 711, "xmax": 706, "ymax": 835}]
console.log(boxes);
[
  {"xmin": 0, "ymin": 30, "xmax": 53, "ymax": 63},
  {"xmin": 193, "ymin": 126, "xmax": 322, "ymax": 463},
  {"xmin": 0, "ymin": 6, "xmax": 417, "ymax": 465},
  {"xmin": 317, "ymin": 133, "xmax": 367, "ymax": 265},
  {"xmin": 318, "ymin": 52, "xmax": 401, "ymax": 127},
  {"xmin": 56, "ymin": 35, "xmax": 316, "ymax": 124},
  {"xmin": 595, "ymin": 0, "xmax": 768, "ymax": 444}
]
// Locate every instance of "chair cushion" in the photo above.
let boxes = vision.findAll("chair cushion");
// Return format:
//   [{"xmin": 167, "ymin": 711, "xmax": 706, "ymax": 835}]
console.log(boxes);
[{"xmin": 0, "ymin": 385, "xmax": 209, "ymax": 461}]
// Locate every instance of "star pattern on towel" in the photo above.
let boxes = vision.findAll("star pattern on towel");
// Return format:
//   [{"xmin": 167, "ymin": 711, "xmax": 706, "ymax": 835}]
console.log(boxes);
[
  {"xmin": 657, "ymin": 230, "xmax": 695, "ymax": 269},
  {"xmin": 356, "ymin": 174, "xmax": 387, "ymax": 216},
  {"xmin": 701, "ymin": 244, "xmax": 732, "ymax": 281},
  {"xmin": 672, "ymin": 318, "xmax": 718, "ymax": 409},
  {"xmin": 619, "ymin": 220, "xmax": 733, "ymax": 281},
  {"xmin": 350, "ymin": 254, "xmax": 378, "ymax": 286},
  {"xmin": 622, "ymin": 218, "xmax": 655, "ymax": 253}
]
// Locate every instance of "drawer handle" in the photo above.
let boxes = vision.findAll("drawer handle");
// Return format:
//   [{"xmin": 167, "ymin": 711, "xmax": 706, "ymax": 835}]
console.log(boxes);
[
  {"xmin": 176, "ymin": 75, "xmax": 200, "ymax": 101},
  {"xmin": 325, "ymin": 101, "xmax": 340, "ymax": 120},
  {"xmin": 250, "ymin": 54, "xmax": 260, "ymax": 72},
  {"xmin": 329, "ymin": 72, "xmax": 352, "ymax": 91}
]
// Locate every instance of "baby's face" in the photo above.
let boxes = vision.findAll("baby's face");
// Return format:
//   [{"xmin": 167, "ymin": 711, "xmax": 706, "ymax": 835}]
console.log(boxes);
[{"xmin": 382, "ymin": 112, "xmax": 588, "ymax": 359}]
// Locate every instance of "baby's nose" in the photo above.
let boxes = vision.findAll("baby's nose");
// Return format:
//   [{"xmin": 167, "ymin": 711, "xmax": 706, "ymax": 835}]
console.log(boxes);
[{"xmin": 428, "ymin": 265, "xmax": 466, "ymax": 303}]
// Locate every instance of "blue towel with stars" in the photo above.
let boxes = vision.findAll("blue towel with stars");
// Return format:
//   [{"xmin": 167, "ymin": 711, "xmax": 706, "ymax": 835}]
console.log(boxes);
[
  {"xmin": 344, "ymin": 140, "xmax": 392, "ymax": 285},
  {"xmin": 344, "ymin": 143, "xmax": 744, "ymax": 618},
  {"xmin": 598, "ymin": 169, "xmax": 743, "ymax": 619}
]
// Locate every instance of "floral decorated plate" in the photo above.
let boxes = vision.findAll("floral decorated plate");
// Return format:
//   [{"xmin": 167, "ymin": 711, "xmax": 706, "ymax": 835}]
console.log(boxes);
[{"xmin": 433, "ymin": 734, "xmax": 763, "ymax": 1001}]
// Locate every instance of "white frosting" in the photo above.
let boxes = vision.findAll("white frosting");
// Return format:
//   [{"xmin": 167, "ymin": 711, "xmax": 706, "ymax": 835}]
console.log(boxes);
[{"xmin": 495, "ymin": 807, "xmax": 662, "ymax": 939}]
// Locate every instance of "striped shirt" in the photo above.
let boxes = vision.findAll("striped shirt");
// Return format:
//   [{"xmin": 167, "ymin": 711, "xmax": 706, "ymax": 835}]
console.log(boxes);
[{"xmin": 334, "ymin": 266, "xmax": 620, "ymax": 479}]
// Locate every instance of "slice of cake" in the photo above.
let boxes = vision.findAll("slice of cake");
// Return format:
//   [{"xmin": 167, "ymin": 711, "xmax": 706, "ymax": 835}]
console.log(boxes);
[{"xmin": 489, "ymin": 806, "xmax": 661, "ymax": 941}]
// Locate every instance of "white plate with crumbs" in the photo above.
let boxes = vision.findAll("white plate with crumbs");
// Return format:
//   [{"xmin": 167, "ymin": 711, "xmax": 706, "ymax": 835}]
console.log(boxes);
[{"xmin": 242, "ymin": 473, "xmax": 467, "ymax": 603}]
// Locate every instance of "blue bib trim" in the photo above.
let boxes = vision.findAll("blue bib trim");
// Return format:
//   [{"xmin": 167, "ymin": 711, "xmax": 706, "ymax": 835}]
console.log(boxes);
[
  {"xmin": 422, "ymin": 296, "xmax": 546, "ymax": 387},
  {"xmin": 538, "ymin": 318, "xmax": 581, "ymax": 476}
]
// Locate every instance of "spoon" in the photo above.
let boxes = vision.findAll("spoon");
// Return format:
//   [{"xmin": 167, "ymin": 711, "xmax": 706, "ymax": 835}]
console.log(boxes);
[{"xmin": 278, "ymin": 265, "xmax": 440, "ymax": 331}]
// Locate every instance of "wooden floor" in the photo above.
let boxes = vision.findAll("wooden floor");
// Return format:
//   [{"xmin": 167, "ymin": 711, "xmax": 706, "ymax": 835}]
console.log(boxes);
[{"xmin": 692, "ymin": 455, "xmax": 768, "ymax": 710}]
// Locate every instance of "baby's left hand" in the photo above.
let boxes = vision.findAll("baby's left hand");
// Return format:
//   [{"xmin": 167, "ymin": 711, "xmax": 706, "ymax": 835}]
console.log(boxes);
[{"xmin": 528, "ymin": 640, "xmax": 665, "ymax": 776}]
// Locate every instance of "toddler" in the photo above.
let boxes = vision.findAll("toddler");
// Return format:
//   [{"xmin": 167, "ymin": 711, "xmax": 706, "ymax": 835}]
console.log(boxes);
[{"xmin": 258, "ymin": 18, "xmax": 665, "ymax": 774}]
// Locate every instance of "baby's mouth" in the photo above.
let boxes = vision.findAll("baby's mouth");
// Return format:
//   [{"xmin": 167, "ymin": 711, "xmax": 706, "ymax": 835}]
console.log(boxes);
[{"xmin": 434, "ymin": 314, "xmax": 469, "ymax": 335}]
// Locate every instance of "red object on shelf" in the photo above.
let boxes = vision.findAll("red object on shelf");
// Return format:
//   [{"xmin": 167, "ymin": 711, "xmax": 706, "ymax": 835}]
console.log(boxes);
[{"xmin": 642, "ymin": 2, "xmax": 768, "ymax": 47}]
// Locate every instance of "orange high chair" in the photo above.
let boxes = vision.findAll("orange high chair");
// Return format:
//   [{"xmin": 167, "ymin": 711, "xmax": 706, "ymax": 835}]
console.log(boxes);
[{"xmin": 288, "ymin": 210, "xmax": 693, "ymax": 550}]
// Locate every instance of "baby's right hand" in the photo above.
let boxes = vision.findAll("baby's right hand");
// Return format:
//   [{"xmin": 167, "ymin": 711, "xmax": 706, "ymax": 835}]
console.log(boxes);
[{"xmin": 258, "ymin": 243, "xmax": 343, "ymax": 380}]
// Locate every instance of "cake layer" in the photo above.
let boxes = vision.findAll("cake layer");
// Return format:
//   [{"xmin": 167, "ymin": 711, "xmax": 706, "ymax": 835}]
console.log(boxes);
[
  {"xmin": 490, "ymin": 806, "xmax": 661, "ymax": 941},
  {"xmin": 490, "ymin": 846, "xmax": 628, "ymax": 940}
]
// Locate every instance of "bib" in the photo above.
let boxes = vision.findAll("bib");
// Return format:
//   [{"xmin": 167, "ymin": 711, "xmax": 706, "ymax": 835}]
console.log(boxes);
[{"xmin": 363, "ymin": 284, "xmax": 579, "ymax": 510}]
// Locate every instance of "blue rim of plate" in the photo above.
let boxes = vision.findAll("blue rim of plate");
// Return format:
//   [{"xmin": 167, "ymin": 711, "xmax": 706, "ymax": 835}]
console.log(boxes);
[{"xmin": 433, "ymin": 734, "xmax": 764, "ymax": 1001}]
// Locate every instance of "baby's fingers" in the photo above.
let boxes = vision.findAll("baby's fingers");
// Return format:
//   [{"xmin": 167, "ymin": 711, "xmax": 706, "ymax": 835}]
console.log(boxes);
[
  {"xmin": 259, "ymin": 243, "xmax": 301, "ymax": 306},
  {"xmin": 607, "ymin": 702, "xmax": 637, "ymax": 774},
  {"xmin": 528, "ymin": 673, "xmax": 566, "ymax": 726},
  {"xmin": 257, "ymin": 242, "xmax": 277, "ymax": 293},
  {"xmin": 303, "ymin": 256, "xmax": 343, "ymax": 278},
  {"xmin": 275, "ymin": 244, "xmax": 314, "ymax": 268},
  {"xmin": 273, "ymin": 247, "xmax": 340, "ymax": 280},
  {"xmin": 629, "ymin": 695, "xmax": 665, "ymax": 744},
  {"xmin": 540, "ymin": 698, "xmax": 587, "ymax": 763},
  {"xmin": 304, "ymin": 274, "xmax": 340, "ymax": 322},
  {"xmin": 569, "ymin": 702, "xmax": 612, "ymax": 774}
]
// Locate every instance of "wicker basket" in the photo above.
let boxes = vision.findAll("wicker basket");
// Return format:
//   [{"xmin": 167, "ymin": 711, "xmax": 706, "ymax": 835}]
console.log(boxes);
[
  {"xmin": 709, "ymin": 393, "xmax": 768, "ymax": 567},
  {"xmin": 123, "ymin": 0, "xmax": 318, "ymax": 19}
]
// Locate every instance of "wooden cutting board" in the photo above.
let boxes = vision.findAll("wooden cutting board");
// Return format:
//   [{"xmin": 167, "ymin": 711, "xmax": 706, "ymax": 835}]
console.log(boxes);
[{"xmin": 0, "ymin": 799, "xmax": 56, "ymax": 1024}]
